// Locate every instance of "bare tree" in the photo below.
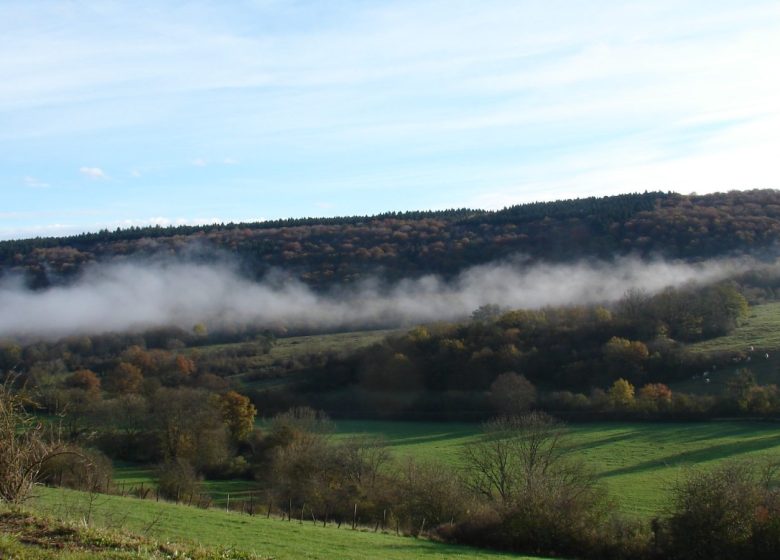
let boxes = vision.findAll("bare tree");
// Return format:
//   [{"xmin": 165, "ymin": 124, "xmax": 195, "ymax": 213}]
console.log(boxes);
[
  {"xmin": 461, "ymin": 412, "xmax": 609, "ymax": 554},
  {"xmin": 0, "ymin": 377, "xmax": 69, "ymax": 504},
  {"xmin": 462, "ymin": 412, "xmax": 567, "ymax": 506}
]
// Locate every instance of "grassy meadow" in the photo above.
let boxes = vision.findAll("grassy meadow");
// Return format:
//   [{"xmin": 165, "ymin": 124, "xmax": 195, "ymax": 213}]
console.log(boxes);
[
  {"xmin": 671, "ymin": 301, "xmax": 780, "ymax": 394},
  {"xmin": 187, "ymin": 328, "xmax": 394, "ymax": 387},
  {"xmin": 30, "ymin": 488, "xmax": 539, "ymax": 560},
  {"xmin": 115, "ymin": 419, "xmax": 780, "ymax": 519},
  {"xmin": 331, "ymin": 420, "xmax": 780, "ymax": 518},
  {"xmin": 94, "ymin": 302, "xmax": 780, "ymax": 554},
  {"xmin": 688, "ymin": 302, "xmax": 780, "ymax": 355}
]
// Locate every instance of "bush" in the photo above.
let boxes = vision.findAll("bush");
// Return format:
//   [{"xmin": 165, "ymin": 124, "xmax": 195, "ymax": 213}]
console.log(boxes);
[
  {"xmin": 156, "ymin": 458, "xmax": 203, "ymax": 502},
  {"xmin": 661, "ymin": 461, "xmax": 780, "ymax": 560},
  {"xmin": 0, "ymin": 381, "xmax": 68, "ymax": 503},
  {"xmin": 454, "ymin": 412, "xmax": 618, "ymax": 557},
  {"xmin": 39, "ymin": 447, "xmax": 113, "ymax": 493}
]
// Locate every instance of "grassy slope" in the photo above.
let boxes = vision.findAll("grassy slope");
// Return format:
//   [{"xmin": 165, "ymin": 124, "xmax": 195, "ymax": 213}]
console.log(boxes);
[
  {"xmin": 689, "ymin": 302, "xmax": 780, "ymax": 354},
  {"xmin": 31, "ymin": 488, "xmax": 539, "ymax": 560},
  {"xmin": 672, "ymin": 302, "xmax": 780, "ymax": 394},
  {"xmin": 113, "ymin": 463, "xmax": 259, "ymax": 508},
  {"xmin": 331, "ymin": 420, "xmax": 780, "ymax": 518},
  {"xmin": 0, "ymin": 507, "xmax": 266, "ymax": 560},
  {"xmin": 188, "ymin": 329, "xmax": 394, "ymax": 386},
  {"xmin": 115, "ymin": 420, "xmax": 780, "ymax": 519}
]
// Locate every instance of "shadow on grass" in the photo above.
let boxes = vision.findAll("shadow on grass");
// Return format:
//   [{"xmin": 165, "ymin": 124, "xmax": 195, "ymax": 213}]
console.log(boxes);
[
  {"xmin": 382, "ymin": 432, "xmax": 477, "ymax": 447},
  {"xmin": 564, "ymin": 430, "xmax": 640, "ymax": 452},
  {"xmin": 599, "ymin": 433, "xmax": 780, "ymax": 478}
]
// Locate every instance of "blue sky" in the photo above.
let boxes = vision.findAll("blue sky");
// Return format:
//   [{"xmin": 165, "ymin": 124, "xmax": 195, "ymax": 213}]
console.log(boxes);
[{"xmin": 1, "ymin": 0, "xmax": 779, "ymax": 240}]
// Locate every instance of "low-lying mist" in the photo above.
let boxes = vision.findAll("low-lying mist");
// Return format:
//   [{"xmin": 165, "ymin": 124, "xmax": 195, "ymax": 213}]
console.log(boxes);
[{"xmin": 0, "ymin": 256, "xmax": 761, "ymax": 340}]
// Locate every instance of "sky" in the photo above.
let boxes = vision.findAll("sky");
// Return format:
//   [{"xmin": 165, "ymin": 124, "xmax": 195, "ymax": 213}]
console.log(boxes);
[{"xmin": 1, "ymin": 0, "xmax": 779, "ymax": 240}]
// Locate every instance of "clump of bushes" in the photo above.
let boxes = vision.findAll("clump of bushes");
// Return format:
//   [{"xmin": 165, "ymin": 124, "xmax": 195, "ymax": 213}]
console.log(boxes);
[{"xmin": 656, "ymin": 460, "xmax": 780, "ymax": 560}]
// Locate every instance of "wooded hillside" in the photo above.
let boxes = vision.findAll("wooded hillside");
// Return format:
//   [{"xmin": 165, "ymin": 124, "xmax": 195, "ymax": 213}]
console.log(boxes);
[{"xmin": 3, "ymin": 190, "xmax": 780, "ymax": 289}]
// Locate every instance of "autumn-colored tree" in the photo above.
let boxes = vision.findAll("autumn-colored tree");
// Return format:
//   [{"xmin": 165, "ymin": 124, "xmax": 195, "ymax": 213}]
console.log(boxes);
[
  {"xmin": 120, "ymin": 345, "xmax": 154, "ymax": 373},
  {"xmin": 217, "ymin": 391, "xmax": 257, "ymax": 442},
  {"xmin": 65, "ymin": 369, "xmax": 101, "ymax": 394},
  {"xmin": 635, "ymin": 382, "xmax": 672, "ymax": 413},
  {"xmin": 152, "ymin": 388, "xmax": 229, "ymax": 470},
  {"xmin": 108, "ymin": 362, "xmax": 144, "ymax": 394},
  {"xmin": 602, "ymin": 337, "xmax": 649, "ymax": 382},
  {"xmin": 608, "ymin": 378, "xmax": 635, "ymax": 408},
  {"xmin": 727, "ymin": 368, "xmax": 757, "ymax": 411},
  {"xmin": 638, "ymin": 383, "xmax": 672, "ymax": 403},
  {"xmin": 175, "ymin": 355, "xmax": 196, "ymax": 377}
]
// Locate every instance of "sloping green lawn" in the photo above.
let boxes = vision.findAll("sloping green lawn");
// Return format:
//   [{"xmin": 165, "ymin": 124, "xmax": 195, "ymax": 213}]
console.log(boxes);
[{"xmin": 32, "ymin": 487, "xmax": 540, "ymax": 560}]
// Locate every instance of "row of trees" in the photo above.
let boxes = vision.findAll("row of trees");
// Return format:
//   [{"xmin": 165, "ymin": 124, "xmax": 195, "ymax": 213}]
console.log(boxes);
[{"xmin": 239, "ymin": 282, "xmax": 748, "ymax": 419}]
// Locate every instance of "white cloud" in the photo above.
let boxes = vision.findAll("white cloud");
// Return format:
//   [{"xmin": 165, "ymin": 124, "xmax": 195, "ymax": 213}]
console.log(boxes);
[
  {"xmin": 1, "ymin": 0, "xmax": 779, "ymax": 224},
  {"xmin": 0, "ymin": 255, "xmax": 758, "ymax": 339},
  {"xmin": 130, "ymin": 169, "xmax": 142, "ymax": 177},
  {"xmin": 79, "ymin": 166, "xmax": 107, "ymax": 180},
  {"xmin": 23, "ymin": 175, "xmax": 49, "ymax": 188}
]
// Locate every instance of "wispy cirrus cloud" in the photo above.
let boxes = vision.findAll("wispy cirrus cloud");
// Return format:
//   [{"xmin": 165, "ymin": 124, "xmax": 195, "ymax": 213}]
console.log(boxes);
[
  {"xmin": 23, "ymin": 175, "xmax": 49, "ymax": 188},
  {"xmin": 79, "ymin": 166, "xmax": 108, "ymax": 180},
  {"xmin": 0, "ymin": 0, "xmax": 778, "ymax": 237}
]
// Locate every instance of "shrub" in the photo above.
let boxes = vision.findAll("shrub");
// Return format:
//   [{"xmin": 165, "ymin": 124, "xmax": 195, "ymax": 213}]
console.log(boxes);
[
  {"xmin": 0, "ymin": 381, "xmax": 68, "ymax": 503},
  {"xmin": 39, "ymin": 447, "xmax": 113, "ymax": 493},
  {"xmin": 661, "ymin": 461, "xmax": 780, "ymax": 560},
  {"xmin": 156, "ymin": 458, "xmax": 203, "ymax": 502}
]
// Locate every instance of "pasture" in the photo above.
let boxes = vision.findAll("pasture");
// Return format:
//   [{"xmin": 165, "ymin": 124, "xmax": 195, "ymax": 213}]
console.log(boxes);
[
  {"xmin": 31, "ymin": 487, "xmax": 540, "ymax": 560},
  {"xmin": 188, "ymin": 328, "xmax": 393, "ymax": 384},
  {"xmin": 115, "ymin": 420, "xmax": 780, "ymax": 519},
  {"xmin": 332, "ymin": 420, "xmax": 780, "ymax": 518},
  {"xmin": 673, "ymin": 301, "xmax": 780, "ymax": 393},
  {"xmin": 688, "ymin": 302, "xmax": 780, "ymax": 355}
]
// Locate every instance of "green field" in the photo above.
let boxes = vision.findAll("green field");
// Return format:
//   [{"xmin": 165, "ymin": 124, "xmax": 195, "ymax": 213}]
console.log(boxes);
[
  {"xmin": 116, "ymin": 419, "xmax": 780, "ymax": 519},
  {"xmin": 189, "ymin": 328, "xmax": 393, "ymax": 365},
  {"xmin": 186, "ymin": 328, "xmax": 394, "ymax": 386},
  {"xmin": 671, "ymin": 302, "xmax": 780, "ymax": 393},
  {"xmin": 113, "ymin": 464, "xmax": 261, "ymax": 508},
  {"xmin": 689, "ymin": 302, "xmax": 780, "ymax": 355},
  {"xmin": 115, "ymin": 421, "xmax": 780, "ymax": 517},
  {"xmin": 31, "ymin": 487, "xmax": 539, "ymax": 560},
  {"xmin": 331, "ymin": 419, "xmax": 780, "ymax": 518}
]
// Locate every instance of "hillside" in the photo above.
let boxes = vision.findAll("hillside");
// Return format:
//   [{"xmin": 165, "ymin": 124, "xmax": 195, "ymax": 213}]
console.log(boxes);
[
  {"xmin": 3, "ymin": 189, "xmax": 780, "ymax": 289},
  {"xmin": 28, "ymin": 488, "xmax": 539, "ymax": 560},
  {"xmin": 0, "ymin": 507, "xmax": 268, "ymax": 560}
]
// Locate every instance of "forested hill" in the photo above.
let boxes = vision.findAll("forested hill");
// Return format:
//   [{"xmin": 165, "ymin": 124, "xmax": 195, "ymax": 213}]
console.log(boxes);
[{"xmin": 3, "ymin": 189, "xmax": 780, "ymax": 289}]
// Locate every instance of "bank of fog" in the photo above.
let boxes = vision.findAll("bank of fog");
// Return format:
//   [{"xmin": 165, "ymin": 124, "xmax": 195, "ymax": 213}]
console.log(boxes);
[{"xmin": 0, "ymin": 256, "xmax": 758, "ymax": 339}]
